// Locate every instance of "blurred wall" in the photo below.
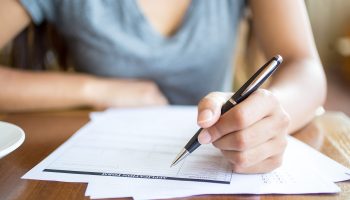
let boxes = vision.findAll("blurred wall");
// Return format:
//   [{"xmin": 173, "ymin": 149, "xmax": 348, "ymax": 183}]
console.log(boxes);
[{"xmin": 306, "ymin": 0, "xmax": 350, "ymax": 69}]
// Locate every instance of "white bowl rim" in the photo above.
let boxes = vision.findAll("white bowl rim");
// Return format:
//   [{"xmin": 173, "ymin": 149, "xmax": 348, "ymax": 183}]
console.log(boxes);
[{"xmin": 0, "ymin": 121, "xmax": 25, "ymax": 158}]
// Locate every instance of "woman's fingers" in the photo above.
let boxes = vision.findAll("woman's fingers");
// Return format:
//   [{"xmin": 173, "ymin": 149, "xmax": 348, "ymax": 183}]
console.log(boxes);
[
  {"xmin": 231, "ymin": 153, "xmax": 285, "ymax": 174},
  {"xmin": 197, "ymin": 89, "xmax": 291, "ymax": 174},
  {"xmin": 196, "ymin": 92, "xmax": 232, "ymax": 144},
  {"xmin": 198, "ymin": 89, "xmax": 279, "ymax": 144},
  {"xmin": 197, "ymin": 92, "xmax": 232, "ymax": 128},
  {"xmin": 220, "ymin": 135, "xmax": 287, "ymax": 169},
  {"xmin": 212, "ymin": 114, "xmax": 289, "ymax": 151}
]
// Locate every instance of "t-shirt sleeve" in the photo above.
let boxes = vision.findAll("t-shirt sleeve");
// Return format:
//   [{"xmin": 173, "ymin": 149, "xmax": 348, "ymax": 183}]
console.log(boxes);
[{"xmin": 19, "ymin": 0, "xmax": 57, "ymax": 25}]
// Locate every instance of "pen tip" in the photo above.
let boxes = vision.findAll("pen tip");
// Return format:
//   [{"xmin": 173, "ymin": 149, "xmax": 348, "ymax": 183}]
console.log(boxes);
[{"xmin": 170, "ymin": 148, "xmax": 190, "ymax": 168}]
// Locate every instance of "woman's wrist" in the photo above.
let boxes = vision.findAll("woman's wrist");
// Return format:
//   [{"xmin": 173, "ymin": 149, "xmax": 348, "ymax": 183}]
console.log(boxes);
[
  {"xmin": 81, "ymin": 76, "xmax": 168, "ymax": 108},
  {"xmin": 80, "ymin": 75, "xmax": 106, "ymax": 108}
]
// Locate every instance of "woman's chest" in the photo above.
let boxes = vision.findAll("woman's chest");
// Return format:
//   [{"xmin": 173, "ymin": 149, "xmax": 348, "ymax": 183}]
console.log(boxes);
[
  {"xmin": 55, "ymin": 0, "xmax": 244, "ymax": 76},
  {"xmin": 137, "ymin": 0, "xmax": 191, "ymax": 37}
]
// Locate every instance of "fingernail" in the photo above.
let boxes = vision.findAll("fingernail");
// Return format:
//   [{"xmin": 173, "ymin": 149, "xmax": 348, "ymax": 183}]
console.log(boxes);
[
  {"xmin": 198, "ymin": 129, "xmax": 212, "ymax": 144},
  {"xmin": 198, "ymin": 109, "xmax": 213, "ymax": 124}
]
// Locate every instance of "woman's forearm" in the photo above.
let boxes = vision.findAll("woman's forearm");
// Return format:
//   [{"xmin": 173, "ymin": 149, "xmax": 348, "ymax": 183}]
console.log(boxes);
[
  {"xmin": 268, "ymin": 57, "xmax": 327, "ymax": 133},
  {"xmin": 0, "ymin": 66, "xmax": 94, "ymax": 112},
  {"xmin": 0, "ymin": 66, "xmax": 168, "ymax": 112},
  {"xmin": 248, "ymin": 0, "xmax": 327, "ymax": 133}
]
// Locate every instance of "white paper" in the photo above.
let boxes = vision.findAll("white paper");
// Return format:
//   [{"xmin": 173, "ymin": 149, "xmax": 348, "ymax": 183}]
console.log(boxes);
[
  {"xmin": 287, "ymin": 137, "xmax": 350, "ymax": 182},
  {"xmin": 22, "ymin": 106, "xmax": 350, "ymax": 199},
  {"xmin": 23, "ymin": 106, "xmax": 232, "ymax": 183},
  {"xmin": 86, "ymin": 165, "xmax": 341, "ymax": 199},
  {"xmin": 85, "ymin": 136, "xmax": 347, "ymax": 199}
]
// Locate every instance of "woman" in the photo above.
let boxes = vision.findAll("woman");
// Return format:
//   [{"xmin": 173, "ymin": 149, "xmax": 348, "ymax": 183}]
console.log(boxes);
[{"xmin": 0, "ymin": 0, "xmax": 326, "ymax": 173}]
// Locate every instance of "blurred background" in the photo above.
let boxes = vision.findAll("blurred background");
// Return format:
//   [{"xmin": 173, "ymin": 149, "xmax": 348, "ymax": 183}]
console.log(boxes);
[
  {"xmin": 306, "ymin": 0, "xmax": 350, "ymax": 115},
  {"xmin": 0, "ymin": 0, "xmax": 349, "ymax": 115},
  {"xmin": 235, "ymin": 0, "xmax": 350, "ymax": 116}
]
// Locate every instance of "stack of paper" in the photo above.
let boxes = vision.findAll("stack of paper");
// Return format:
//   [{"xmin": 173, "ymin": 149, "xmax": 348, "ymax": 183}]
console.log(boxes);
[{"xmin": 22, "ymin": 106, "xmax": 350, "ymax": 199}]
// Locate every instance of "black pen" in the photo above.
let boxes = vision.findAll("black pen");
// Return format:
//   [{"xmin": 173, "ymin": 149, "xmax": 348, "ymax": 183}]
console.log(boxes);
[{"xmin": 170, "ymin": 55, "xmax": 283, "ymax": 167}]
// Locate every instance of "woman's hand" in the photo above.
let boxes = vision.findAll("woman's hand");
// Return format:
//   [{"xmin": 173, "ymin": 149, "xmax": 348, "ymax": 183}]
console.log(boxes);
[
  {"xmin": 84, "ymin": 77, "xmax": 168, "ymax": 109},
  {"xmin": 197, "ymin": 90, "xmax": 290, "ymax": 173}
]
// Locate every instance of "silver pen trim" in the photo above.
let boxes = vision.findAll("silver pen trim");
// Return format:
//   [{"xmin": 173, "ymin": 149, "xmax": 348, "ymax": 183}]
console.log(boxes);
[
  {"xmin": 241, "ymin": 59, "xmax": 279, "ymax": 96},
  {"xmin": 228, "ymin": 99, "xmax": 237, "ymax": 106}
]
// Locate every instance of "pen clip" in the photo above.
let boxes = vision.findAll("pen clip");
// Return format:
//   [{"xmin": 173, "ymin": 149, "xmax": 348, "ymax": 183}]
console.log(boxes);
[
  {"xmin": 241, "ymin": 60, "xmax": 278, "ymax": 96},
  {"xmin": 235, "ymin": 55, "xmax": 282, "ymax": 98}
]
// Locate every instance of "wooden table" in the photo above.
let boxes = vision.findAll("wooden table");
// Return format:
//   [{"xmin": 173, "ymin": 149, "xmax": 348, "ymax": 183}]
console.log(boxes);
[{"xmin": 0, "ymin": 110, "xmax": 349, "ymax": 200}]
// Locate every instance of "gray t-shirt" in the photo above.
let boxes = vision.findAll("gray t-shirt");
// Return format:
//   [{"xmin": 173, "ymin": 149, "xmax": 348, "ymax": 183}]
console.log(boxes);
[{"xmin": 20, "ymin": 0, "xmax": 245, "ymax": 105}]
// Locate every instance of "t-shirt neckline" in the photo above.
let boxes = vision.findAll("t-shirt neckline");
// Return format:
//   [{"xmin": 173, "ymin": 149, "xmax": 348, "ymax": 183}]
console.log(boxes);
[{"xmin": 128, "ymin": 0, "xmax": 196, "ymax": 41}]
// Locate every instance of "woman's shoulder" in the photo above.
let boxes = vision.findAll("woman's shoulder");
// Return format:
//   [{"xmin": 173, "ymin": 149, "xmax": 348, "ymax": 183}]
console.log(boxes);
[{"xmin": 19, "ymin": 0, "xmax": 125, "ymax": 25}]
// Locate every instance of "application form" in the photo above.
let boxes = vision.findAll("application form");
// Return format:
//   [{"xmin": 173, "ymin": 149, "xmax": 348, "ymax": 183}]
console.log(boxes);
[
  {"xmin": 85, "ymin": 135, "xmax": 349, "ymax": 199},
  {"xmin": 24, "ymin": 107, "xmax": 232, "ymax": 183}
]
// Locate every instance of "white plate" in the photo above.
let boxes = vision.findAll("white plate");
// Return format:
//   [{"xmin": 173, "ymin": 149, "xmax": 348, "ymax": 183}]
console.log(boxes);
[{"xmin": 0, "ymin": 121, "xmax": 25, "ymax": 159}]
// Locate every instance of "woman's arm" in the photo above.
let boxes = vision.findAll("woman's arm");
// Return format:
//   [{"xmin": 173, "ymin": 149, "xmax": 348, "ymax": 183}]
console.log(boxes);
[
  {"xmin": 195, "ymin": 0, "xmax": 326, "ymax": 173},
  {"xmin": 0, "ymin": 0, "xmax": 167, "ymax": 112},
  {"xmin": 249, "ymin": 0, "xmax": 327, "ymax": 133},
  {"xmin": 0, "ymin": 0, "xmax": 30, "ymax": 48},
  {"xmin": 0, "ymin": 67, "xmax": 167, "ymax": 112}
]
